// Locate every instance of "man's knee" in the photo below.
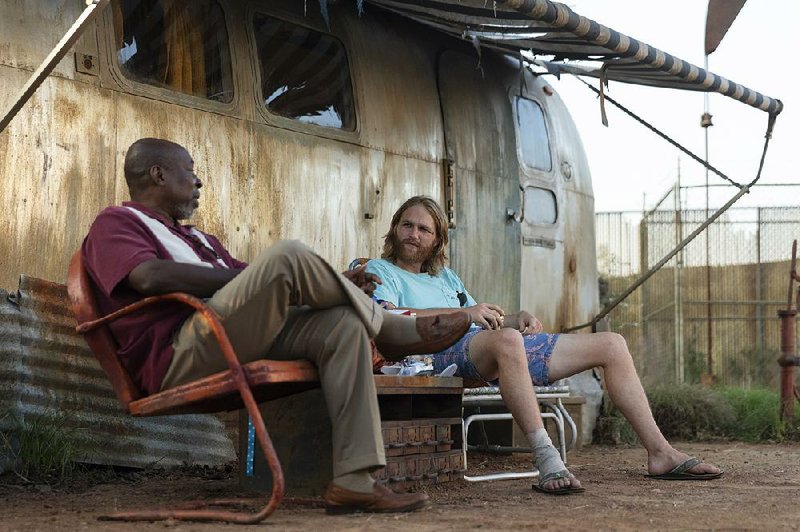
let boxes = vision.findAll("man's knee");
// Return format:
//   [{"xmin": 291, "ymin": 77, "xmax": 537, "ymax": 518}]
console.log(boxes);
[
  {"xmin": 596, "ymin": 332, "xmax": 631, "ymax": 361},
  {"xmin": 488, "ymin": 328, "xmax": 525, "ymax": 364},
  {"xmin": 250, "ymin": 239, "xmax": 317, "ymax": 273},
  {"xmin": 267, "ymin": 239, "xmax": 315, "ymax": 261}
]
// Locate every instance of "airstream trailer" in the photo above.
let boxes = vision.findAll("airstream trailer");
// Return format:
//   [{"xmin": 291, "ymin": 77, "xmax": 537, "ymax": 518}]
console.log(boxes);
[{"xmin": 0, "ymin": 0, "xmax": 597, "ymax": 332}]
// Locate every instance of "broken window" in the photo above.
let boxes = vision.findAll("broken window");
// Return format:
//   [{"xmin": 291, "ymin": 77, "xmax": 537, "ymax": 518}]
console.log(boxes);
[
  {"xmin": 112, "ymin": 0, "xmax": 234, "ymax": 103},
  {"xmin": 253, "ymin": 14, "xmax": 356, "ymax": 130},
  {"xmin": 515, "ymin": 97, "xmax": 552, "ymax": 172}
]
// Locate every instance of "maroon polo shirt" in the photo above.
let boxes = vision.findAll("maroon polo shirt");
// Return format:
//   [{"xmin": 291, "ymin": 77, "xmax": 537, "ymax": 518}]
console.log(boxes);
[{"xmin": 82, "ymin": 202, "xmax": 247, "ymax": 395}]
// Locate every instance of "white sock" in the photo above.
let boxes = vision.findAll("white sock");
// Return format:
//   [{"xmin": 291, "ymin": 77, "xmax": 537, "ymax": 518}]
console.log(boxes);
[{"xmin": 527, "ymin": 428, "xmax": 567, "ymax": 479}]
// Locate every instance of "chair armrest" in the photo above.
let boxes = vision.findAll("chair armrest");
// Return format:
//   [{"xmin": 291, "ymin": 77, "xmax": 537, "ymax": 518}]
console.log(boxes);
[{"xmin": 76, "ymin": 292, "xmax": 218, "ymax": 333}]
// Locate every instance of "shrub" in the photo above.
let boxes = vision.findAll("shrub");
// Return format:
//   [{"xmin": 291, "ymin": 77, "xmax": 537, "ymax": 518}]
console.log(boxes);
[
  {"xmin": 0, "ymin": 412, "xmax": 83, "ymax": 482},
  {"xmin": 719, "ymin": 387, "xmax": 800, "ymax": 442},
  {"xmin": 594, "ymin": 385, "xmax": 800, "ymax": 444},
  {"xmin": 646, "ymin": 384, "xmax": 737, "ymax": 440}
]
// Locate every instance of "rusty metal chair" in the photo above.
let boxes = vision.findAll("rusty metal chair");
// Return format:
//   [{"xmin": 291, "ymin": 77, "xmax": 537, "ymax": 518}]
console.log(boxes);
[{"xmin": 66, "ymin": 250, "xmax": 320, "ymax": 524}]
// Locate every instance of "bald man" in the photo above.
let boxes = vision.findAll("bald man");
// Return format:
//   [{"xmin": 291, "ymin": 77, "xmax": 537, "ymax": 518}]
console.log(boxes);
[{"xmin": 81, "ymin": 138, "xmax": 469, "ymax": 513}]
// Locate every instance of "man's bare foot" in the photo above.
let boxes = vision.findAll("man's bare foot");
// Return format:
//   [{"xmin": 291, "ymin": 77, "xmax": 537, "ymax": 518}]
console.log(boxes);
[{"xmin": 648, "ymin": 449, "xmax": 721, "ymax": 477}]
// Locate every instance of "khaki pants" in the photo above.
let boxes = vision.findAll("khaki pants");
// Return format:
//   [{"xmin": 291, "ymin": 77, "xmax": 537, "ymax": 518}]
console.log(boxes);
[{"xmin": 161, "ymin": 240, "xmax": 386, "ymax": 476}]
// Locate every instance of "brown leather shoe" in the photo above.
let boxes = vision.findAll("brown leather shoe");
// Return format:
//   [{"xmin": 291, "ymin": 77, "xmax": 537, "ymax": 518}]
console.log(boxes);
[
  {"xmin": 375, "ymin": 311, "xmax": 471, "ymax": 359},
  {"xmin": 324, "ymin": 482, "xmax": 430, "ymax": 514}
]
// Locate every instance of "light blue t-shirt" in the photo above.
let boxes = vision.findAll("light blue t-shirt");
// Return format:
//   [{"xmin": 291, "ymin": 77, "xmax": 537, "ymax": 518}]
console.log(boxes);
[{"xmin": 366, "ymin": 258, "xmax": 477, "ymax": 309}]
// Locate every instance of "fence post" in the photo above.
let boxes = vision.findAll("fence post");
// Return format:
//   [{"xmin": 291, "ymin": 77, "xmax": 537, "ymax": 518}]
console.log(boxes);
[
  {"xmin": 755, "ymin": 208, "xmax": 764, "ymax": 353},
  {"xmin": 674, "ymin": 182, "xmax": 685, "ymax": 383}
]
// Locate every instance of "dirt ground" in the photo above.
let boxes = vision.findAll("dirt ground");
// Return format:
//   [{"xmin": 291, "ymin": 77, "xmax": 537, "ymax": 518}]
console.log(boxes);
[{"xmin": 2, "ymin": 442, "xmax": 800, "ymax": 531}]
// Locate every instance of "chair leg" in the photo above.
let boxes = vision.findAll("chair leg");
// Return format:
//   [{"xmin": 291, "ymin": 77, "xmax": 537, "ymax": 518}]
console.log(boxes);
[
  {"xmin": 463, "ymin": 411, "xmax": 565, "ymax": 482},
  {"xmin": 99, "ymin": 384, "xmax": 284, "ymax": 523},
  {"xmin": 98, "ymin": 302, "xmax": 287, "ymax": 523}
]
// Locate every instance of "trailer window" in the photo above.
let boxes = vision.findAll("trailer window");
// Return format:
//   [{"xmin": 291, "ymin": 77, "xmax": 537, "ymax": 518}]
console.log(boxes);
[
  {"xmin": 253, "ymin": 14, "xmax": 356, "ymax": 130},
  {"xmin": 112, "ymin": 0, "xmax": 234, "ymax": 103},
  {"xmin": 515, "ymin": 97, "xmax": 552, "ymax": 172},
  {"xmin": 523, "ymin": 187, "xmax": 557, "ymax": 225}
]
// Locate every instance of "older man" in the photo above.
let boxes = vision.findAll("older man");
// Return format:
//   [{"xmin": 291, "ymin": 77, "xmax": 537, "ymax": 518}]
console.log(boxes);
[
  {"xmin": 82, "ymin": 139, "xmax": 469, "ymax": 513},
  {"xmin": 366, "ymin": 196, "xmax": 722, "ymax": 494}
]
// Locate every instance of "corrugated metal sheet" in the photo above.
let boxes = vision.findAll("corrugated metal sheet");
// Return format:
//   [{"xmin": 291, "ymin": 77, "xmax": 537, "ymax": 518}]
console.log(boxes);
[{"xmin": 0, "ymin": 275, "xmax": 235, "ymax": 470}]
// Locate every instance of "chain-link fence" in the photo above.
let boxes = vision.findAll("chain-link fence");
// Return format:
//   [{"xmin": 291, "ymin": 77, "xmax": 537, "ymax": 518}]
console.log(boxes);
[{"xmin": 597, "ymin": 192, "xmax": 800, "ymax": 388}]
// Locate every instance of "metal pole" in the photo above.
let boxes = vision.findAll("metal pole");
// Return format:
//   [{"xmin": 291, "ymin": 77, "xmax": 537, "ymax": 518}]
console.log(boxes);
[
  {"xmin": 778, "ymin": 308, "xmax": 797, "ymax": 422},
  {"xmin": 0, "ymin": 0, "xmax": 111, "ymax": 135},
  {"xmin": 674, "ymin": 172, "xmax": 685, "ymax": 383},
  {"xmin": 778, "ymin": 240, "xmax": 800, "ymax": 423},
  {"xmin": 702, "ymin": 54, "xmax": 714, "ymax": 384},
  {"xmin": 755, "ymin": 208, "xmax": 764, "ymax": 353}
]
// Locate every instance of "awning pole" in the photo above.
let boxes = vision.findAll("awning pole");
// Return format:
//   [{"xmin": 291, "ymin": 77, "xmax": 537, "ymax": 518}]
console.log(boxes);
[{"xmin": 0, "ymin": 0, "xmax": 111, "ymax": 135}]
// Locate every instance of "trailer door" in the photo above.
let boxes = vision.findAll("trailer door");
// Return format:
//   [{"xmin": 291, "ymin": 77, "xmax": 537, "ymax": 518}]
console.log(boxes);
[{"xmin": 437, "ymin": 51, "xmax": 521, "ymax": 312}]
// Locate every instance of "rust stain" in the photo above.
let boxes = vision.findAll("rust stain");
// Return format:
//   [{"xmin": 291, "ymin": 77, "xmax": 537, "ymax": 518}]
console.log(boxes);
[
  {"xmin": 0, "ymin": 0, "xmax": 599, "ymax": 333},
  {"xmin": 54, "ymin": 96, "xmax": 81, "ymax": 123}
]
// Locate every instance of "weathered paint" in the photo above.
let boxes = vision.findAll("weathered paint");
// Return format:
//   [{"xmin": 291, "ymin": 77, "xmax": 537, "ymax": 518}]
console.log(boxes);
[
  {"xmin": 0, "ymin": 0, "xmax": 597, "ymax": 349},
  {"xmin": 0, "ymin": 276, "xmax": 235, "ymax": 469}
]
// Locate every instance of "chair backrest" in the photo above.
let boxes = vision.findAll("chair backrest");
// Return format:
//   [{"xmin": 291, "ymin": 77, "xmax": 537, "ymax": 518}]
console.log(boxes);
[{"xmin": 67, "ymin": 250, "xmax": 142, "ymax": 408}]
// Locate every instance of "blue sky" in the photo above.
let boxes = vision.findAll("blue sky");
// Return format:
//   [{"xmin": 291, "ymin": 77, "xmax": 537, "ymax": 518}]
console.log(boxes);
[{"xmin": 550, "ymin": 0, "xmax": 798, "ymax": 212}]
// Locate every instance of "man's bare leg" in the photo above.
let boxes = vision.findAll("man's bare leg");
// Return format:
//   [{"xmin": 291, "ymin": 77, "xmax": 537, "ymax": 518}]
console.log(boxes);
[
  {"xmin": 468, "ymin": 329, "xmax": 582, "ymax": 491},
  {"xmin": 547, "ymin": 332, "xmax": 721, "ymax": 476}
]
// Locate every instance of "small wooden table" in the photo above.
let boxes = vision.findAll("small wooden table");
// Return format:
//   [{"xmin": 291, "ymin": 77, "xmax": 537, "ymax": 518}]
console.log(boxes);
[{"xmin": 239, "ymin": 375, "xmax": 464, "ymax": 496}]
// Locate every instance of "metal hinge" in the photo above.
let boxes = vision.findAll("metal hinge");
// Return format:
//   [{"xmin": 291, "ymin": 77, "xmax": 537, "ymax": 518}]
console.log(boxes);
[{"xmin": 443, "ymin": 159, "xmax": 456, "ymax": 228}]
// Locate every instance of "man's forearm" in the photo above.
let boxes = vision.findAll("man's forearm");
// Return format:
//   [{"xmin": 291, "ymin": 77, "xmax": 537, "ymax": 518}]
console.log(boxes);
[
  {"xmin": 397, "ymin": 307, "xmax": 465, "ymax": 317},
  {"xmin": 127, "ymin": 259, "xmax": 243, "ymax": 298}
]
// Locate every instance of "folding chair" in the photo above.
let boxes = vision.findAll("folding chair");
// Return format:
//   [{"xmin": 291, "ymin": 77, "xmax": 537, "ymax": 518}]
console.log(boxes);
[
  {"xmin": 462, "ymin": 384, "xmax": 578, "ymax": 482},
  {"xmin": 67, "ymin": 251, "xmax": 320, "ymax": 524}
]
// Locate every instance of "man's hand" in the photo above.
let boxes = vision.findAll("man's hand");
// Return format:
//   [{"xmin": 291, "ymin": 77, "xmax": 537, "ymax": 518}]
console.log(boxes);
[
  {"xmin": 342, "ymin": 265, "xmax": 382, "ymax": 297},
  {"xmin": 466, "ymin": 302, "xmax": 506, "ymax": 330},
  {"xmin": 512, "ymin": 310, "xmax": 543, "ymax": 335}
]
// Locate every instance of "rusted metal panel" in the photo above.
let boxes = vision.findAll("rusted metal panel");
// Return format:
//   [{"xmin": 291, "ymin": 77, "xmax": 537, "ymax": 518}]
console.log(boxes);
[
  {"xmin": 0, "ymin": 72, "xmax": 119, "ymax": 291},
  {"xmin": 0, "ymin": 0, "xmax": 597, "ymax": 333},
  {"xmin": 517, "ymin": 67, "xmax": 599, "ymax": 332},
  {"xmin": 0, "ymin": 275, "xmax": 235, "ymax": 469},
  {"xmin": 438, "ymin": 49, "xmax": 521, "ymax": 314},
  {"xmin": 344, "ymin": 7, "xmax": 444, "ymax": 162},
  {"xmin": 0, "ymin": 1, "xmax": 86, "ymax": 77}
]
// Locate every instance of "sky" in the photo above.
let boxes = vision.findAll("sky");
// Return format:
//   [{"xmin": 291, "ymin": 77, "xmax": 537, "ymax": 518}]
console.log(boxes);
[{"xmin": 548, "ymin": 0, "xmax": 799, "ymax": 213}]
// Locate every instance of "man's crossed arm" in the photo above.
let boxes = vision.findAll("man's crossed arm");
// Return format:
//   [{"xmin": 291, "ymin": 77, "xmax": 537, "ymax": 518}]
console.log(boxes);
[
  {"xmin": 127, "ymin": 260, "xmax": 382, "ymax": 299},
  {"xmin": 387, "ymin": 302, "xmax": 543, "ymax": 334}
]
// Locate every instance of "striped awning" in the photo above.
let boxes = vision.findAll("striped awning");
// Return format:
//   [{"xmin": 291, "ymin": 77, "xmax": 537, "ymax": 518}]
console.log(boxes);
[{"xmin": 366, "ymin": 0, "xmax": 783, "ymax": 116}]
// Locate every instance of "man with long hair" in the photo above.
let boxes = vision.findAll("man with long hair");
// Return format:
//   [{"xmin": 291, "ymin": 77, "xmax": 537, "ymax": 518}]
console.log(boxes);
[{"xmin": 366, "ymin": 196, "xmax": 722, "ymax": 494}]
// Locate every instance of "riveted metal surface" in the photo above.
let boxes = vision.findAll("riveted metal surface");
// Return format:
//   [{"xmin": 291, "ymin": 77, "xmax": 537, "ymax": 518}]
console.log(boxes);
[
  {"xmin": 0, "ymin": 0, "xmax": 598, "ymax": 331},
  {"xmin": 0, "ymin": 275, "xmax": 235, "ymax": 468}
]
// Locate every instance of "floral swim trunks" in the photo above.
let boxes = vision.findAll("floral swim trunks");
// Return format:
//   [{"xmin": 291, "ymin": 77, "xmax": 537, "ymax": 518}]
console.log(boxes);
[{"xmin": 431, "ymin": 328, "xmax": 560, "ymax": 386}]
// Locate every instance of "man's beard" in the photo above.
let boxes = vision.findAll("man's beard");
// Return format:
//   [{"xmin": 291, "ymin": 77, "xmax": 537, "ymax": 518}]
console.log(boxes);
[
  {"xmin": 173, "ymin": 201, "xmax": 197, "ymax": 221},
  {"xmin": 395, "ymin": 235, "xmax": 434, "ymax": 265}
]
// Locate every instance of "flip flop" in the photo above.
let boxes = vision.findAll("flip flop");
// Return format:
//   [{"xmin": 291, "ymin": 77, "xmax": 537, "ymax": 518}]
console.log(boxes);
[
  {"xmin": 532, "ymin": 470, "xmax": 586, "ymax": 495},
  {"xmin": 645, "ymin": 457, "xmax": 724, "ymax": 480}
]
